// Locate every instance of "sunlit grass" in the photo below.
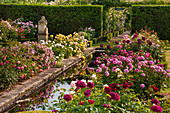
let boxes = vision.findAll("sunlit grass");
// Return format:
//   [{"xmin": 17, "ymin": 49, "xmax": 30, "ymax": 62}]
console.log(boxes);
[
  {"xmin": 17, "ymin": 111, "xmax": 52, "ymax": 113},
  {"xmin": 92, "ymin": 41, "xmax": 109, "ymax": 47}
]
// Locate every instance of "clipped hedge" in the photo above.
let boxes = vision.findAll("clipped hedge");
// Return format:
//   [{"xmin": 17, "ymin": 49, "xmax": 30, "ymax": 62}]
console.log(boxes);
[
  {"xmin": 131, "ymin": 5, "xmax": 170, "ymax": 40},
  {"xmin": 0, "ymin": 4, "xmax": 103, "ymax": 38}
]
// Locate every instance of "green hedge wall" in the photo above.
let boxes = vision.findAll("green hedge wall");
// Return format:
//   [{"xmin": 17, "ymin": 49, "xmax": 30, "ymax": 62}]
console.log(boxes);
[
  {"xmin": 0, "ymin": 4, "xmax": 103, "ymax": 37},
  {"xmin": 131, "ymin": 5, "xmax": 170, "ymax": 40}
]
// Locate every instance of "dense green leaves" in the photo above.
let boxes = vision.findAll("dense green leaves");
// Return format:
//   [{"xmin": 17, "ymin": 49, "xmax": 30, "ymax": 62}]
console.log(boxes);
[
  {"xmin": 0, "ymin": 4, "xmax": 103, "ymax": 38},
  {"xmin": 131, "ymin": 5, "xmax": 170, "ymax": 40}
]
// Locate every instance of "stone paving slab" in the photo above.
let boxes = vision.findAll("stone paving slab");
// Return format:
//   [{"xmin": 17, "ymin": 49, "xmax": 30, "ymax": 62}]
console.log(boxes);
[{"xmin": 0, "ymin": 47, "xmax": 97, "ymax": 113}]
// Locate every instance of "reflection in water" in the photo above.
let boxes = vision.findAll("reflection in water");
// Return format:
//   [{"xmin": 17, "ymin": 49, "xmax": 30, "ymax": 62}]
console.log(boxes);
[
  {"xmin": 10, "ymin": 76, "xmax": 77, "ymax": 112},
  {"xmin": 10, "ymin": 55, "xmax": 93, "ymax": 112}
]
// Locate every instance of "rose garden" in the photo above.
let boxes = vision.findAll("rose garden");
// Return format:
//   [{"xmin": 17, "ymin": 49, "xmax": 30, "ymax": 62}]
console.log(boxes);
[{"xmin": 0, "ymin": 0, "xmax": 170, "ymax": 113}]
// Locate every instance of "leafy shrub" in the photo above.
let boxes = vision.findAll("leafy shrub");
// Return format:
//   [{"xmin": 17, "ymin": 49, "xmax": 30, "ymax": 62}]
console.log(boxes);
[
  {"xmin": 0, "ymin": 19, "xmax": 18, "ymax": 46},
  {"xmin": 0, "ymin": 41, "xmax": 57, "ymax": 91},
  {"xmin": 79, "ymin": 26, "xmax": 95, "ymax": 40}
]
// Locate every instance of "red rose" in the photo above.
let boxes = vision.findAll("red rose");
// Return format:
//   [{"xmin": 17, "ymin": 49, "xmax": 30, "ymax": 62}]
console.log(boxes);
[
  {"xmin": 129, "ymin": 83, "xmax": 133, "ymax": 86},
  {"xmin": 6, "ymin": 61, "xmax": 10, "ymax": 65},
  {"xmin": 107, "ymin": 45, "xmax": 111, "ymax": 49},
  {"xmin": 87, "ymin": 82, "xmax": 94, "ymax": 89},
  {"xmin": 150, "ymin": 98, "xmax": 159, "ymax": 105},
  {"xmin": 104, "ymin": 87, "xmax": 111, "ymax": 94},
  {"xmin": 88, "ymin": 100, "xmax": 94, "ymax": 104},
  {"xmin": 63, "ymin": 94, "xmax": 72, "ymax": 101},
  {"xmin": 121, "ymin": 83, "xmax": 130, "ymax": 90},
  {"xmin": 108, "ymin": 92, "xmax": 120, "ymax": 101},
  {"xmin": 151, "ymin": 105, "xmax": 162, "ymax": 112},
  {"xmin": 157, "ymin": 64, "xmax": 163, "ymax": 68},
  {"xmin": 109, "ymin": 83, "xmax": 120, "ymax": 91},
  {"xmin": 84, "ymin": 89, "xmax": 91, "ymax": 97},
  {"xmin": 76, "ymin": 80, "xmax": 86, "ymax": 89},
  {"xmin": 103, "ymin": 104, "xmax": 107, "ymax": 108},
  {"xmin": 78, "ymin": 101, "xmax": 84, "ymax": 105},
  {"xmin": 103, "ymin": 104, "xmax": 110, "ymax": 108},
  {"xmin": 151, "ymin": 86, "xmax": 159, "ymax": 92},
  {"xmin": 52, "ymin": 110, "xmax": 57, "ymax": 113},
  {"xmin": 0, "ymin": 62, "xmax": 3, "ymax": 66},
  {"xmin": 100, "ymin": 44, "xmax": 103, "ymax": 48}
]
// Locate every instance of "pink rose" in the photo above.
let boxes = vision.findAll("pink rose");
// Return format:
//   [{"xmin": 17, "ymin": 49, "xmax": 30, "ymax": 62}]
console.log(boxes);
[{"xmin": 70, "ymin": 81, "xmax": 76, "ymax": 88}]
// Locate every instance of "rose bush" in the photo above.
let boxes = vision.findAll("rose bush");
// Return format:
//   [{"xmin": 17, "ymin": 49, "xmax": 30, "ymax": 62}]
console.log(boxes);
[
  {"xmin": 50, "ymin": 75, "xmax": 168, "ymax": 113},
  {"xmin": 0, "ymin": 41, "xmax": 57, "ymax": 90},
  {"xmin": 12, "ymin": 18, "xmax": 37, "ymax": 40},
  {"xmin": 92, "ymin": 51, "xmax": 169, "ymax": 99},
  {"xmin": 44, "ymin": 32, "xmax": 88, "ymax": 59},
  {"xmin": 0, "ymin": 19, "xmax": 18, "ymax": 46},
  {"xmin": 108, "ymin": 30, "xmax": 165, "ymax": 62}
]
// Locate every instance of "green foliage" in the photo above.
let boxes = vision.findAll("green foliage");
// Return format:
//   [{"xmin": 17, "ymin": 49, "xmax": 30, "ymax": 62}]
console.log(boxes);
[
  {"xmin": 131, "ymin": 5, "xmax": 170, "ymax": 40},
  {"xmin": 0, "ymin": 19, "xmax": 18, "ymax": 46},
  {"xmin": 0, "ymin": 4, "xmax": 103, "ymax": 38}
]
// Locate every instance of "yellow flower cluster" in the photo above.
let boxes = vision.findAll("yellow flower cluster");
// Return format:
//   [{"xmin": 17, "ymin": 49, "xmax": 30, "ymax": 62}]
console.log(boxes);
[{"xmin": 53, "ymin": 32, "xmax": 88, "ymax": 57}]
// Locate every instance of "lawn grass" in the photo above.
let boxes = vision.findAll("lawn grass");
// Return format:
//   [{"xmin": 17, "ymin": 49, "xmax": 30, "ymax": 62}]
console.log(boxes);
[
  {"xmin": 92, "ymin": 41, "xmax": 109, "ymax": 47},
  {"xmin": 17, "ymin": 111, "xmax": 52, "ymax": 113}
]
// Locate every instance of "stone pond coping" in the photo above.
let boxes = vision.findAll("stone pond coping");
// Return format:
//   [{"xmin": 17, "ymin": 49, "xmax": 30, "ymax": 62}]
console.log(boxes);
[{"xmin": 0, "ymin": 47, "xmax": 98, "ymax": 113}]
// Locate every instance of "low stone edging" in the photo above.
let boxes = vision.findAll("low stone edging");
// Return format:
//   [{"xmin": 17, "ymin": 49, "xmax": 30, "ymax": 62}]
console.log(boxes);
[{"xmin": 0, "ymin": 47, "xmax": 97, "ymax": 113}]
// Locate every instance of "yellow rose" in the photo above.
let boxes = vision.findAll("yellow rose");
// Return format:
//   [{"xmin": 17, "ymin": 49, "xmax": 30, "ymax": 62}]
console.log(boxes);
[
  {"xmin": 81, "ymin": 56, "xmax": 86, "ymax": 61},
  {"xmin": 82, "ymin": 45, "xmax": 85, "ymax": 51},
  {"xmin": 50, "ymin": 35, "xmax": 53, "ymax": 38}
]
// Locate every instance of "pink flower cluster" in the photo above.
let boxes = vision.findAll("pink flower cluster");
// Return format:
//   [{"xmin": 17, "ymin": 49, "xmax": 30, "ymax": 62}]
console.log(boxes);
[{"xmin": 0, "ymin": 41, "xmax": 57, "ymax": 89}]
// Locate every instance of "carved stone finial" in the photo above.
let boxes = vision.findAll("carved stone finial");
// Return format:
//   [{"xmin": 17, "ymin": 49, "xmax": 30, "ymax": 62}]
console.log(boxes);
[{"xmin": 38, "ymin": 16, "xmax": 47, "ymax": 25}]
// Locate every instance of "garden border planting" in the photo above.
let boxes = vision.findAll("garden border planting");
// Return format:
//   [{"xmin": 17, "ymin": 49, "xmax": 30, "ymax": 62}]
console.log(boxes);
[{"xmin": 0, "ymin": 47, "xmax": 97, "ymax": 113}]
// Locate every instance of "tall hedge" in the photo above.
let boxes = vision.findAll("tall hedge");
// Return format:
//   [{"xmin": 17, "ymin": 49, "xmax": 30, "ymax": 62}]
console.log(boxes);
[
  {"xmin": 131, "ymin": 5, "xmax": 170, "ymax": 40},
  {"xmin": 0, "ymin": 4, "xmax": 103, "ymax": 37}
]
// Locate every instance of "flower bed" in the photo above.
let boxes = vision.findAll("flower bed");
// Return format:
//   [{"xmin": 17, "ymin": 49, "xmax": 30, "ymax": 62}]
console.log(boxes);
[
  {"xmin": 45, "ymin": 30, "xmax": 169, "ymax": 112},
  {"xmin": 108, "ymin": 30, "xmax": 166, "ymax": 62},
  {"xmin": 0, "ymin": 41, "xmax": 57, "ymax": 91},
  {"xmin": 8, "ymin": 43, "xmax": 170, "ymax": 112},
  {"xmin": 0, "ymin": 18, "xmax": 89, "ymax": 92},
  {"xmin": 41, "ymin": 32, "xmax": 88, "ymax": 61},
  {"xmin": 48, "ymin": 49, "xmax": 169, "ymax": 112}
]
